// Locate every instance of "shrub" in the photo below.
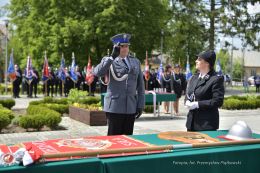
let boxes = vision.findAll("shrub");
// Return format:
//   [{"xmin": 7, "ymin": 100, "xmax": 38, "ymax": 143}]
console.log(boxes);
[
  {"xmin": 29, "ymin": 97, "xmax": 68, "ymax": 106},
  {"xmin": 223, "ymin": 99, "xmax": 237, "ymax": 109},
  {"xmin": 144, "ymin": 105, "xmax": 154, "ymax": 113},
  {"xmin": 27, "ymin": 105, "xmax": 61, "ymax": 117},
  {"xmin": 45, "ymin": 113, "xmax": 62, "ymax": 129},
  {"xmin": 225, "ymin": 95, "xmax": 248, "ymax": 101},
  {"xmin": 53, "ymin": 98, "xmax": 68, "ymax": 104},
  {"xmin": 19, "ymin": 115, "xmax": 45, "ymax": 131},
  {"xmin": 1, "ymin": 108, "xmax": 15, "ymax": 120},
  {"xmin": 78, "ymin": 97, "xmax": 101, "ymax": 105},
  {"xmin": 38, "ymin": 103, "xmax": 69, "ymax": 114},
  {"xmin": 21, "ymin": 105, "xmax": 62, "ymax": 130},
  {"xmin": 0, "ymin": 99, "xmax": 15, "ymax": 109},
  {"xmin": 0, "ymin": 113, "xmax": 11, "ymax": 132},
  {"xmin": 67, "ymin": 89, "xmax": 88, "ymax": 104},
  {"xmin": 29, "ymin": 100, "xmax": 44, "ymax": 105},
  {"xmin": 43, "ymin": 97, "xmax": 54, "ymax": 103},
  {"xmin": 30, "ymin": 114, "xmax": 46, "ymax": 131},
  {"xmin": 87, "ymin": 103, "xmax": 102, "ymax": 111},
  {"xmin": 27, "ymin": 105, "xmax": 42, "ymax": 115},
  {"xmin": 223, "ymin": 96, "xmax": 260, "ymax": 110},
  {"xmin": 19, "ymin": 116, "xmax": 32, "ymax": 129},
  {"xmin": 0, "ymin": 105, "xmax": 14, "ymax": 132}
]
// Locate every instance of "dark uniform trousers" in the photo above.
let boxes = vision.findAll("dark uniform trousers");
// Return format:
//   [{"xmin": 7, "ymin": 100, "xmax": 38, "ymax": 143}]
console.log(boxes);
[{"xmin": 106, "ymin": 113, "xmax": 136, "ymax": 136}]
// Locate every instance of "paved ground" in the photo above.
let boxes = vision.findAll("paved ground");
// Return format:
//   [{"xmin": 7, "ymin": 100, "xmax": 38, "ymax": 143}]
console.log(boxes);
[{"xmin": 1, "ymin": 87, "xmax": 260, "ymax": 145}]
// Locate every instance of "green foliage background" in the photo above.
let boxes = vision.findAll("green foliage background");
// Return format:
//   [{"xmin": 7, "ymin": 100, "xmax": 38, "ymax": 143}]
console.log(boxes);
[
  {"xmin": 1, "ymin": 0, "xmax": 258, "ymax": 73},
  {"xmin": 8, "ymin": 0, "xmax": 169, "ymax": 69}
]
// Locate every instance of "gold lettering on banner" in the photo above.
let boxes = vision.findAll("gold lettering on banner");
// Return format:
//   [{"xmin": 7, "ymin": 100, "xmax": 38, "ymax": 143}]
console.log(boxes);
[
  {"xmin": 31, "ymin": 141, "xmax": 59, "ymax": 153},
  {"xmin": 111, "ymin": 138, "xmax": 138, "ymax": 147},
  {"xmin": 56, "ymin": 138, "xmax": 112, "ymax": 150}
]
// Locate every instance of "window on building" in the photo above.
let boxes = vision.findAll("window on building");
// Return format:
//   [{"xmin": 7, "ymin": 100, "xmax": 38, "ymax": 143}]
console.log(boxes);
[{"xmin": 251, "ymin": 69, "xmax": 256, "ymax": 76}]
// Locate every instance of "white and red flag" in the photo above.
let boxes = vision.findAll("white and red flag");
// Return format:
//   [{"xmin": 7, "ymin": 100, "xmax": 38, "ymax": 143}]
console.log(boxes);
[
  {"xmin": 85, "ymin": 56, "xmax": 94, "ymax": 85},
  {"xmin": 144, "ymin": 50, "xmax": 150, "ymax": 81}
]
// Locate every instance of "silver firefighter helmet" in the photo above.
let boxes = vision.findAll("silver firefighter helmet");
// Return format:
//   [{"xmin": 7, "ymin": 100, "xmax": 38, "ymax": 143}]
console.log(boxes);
[{"xmin": 225, "ymin": 121, "xmax": 253, "ymax": 140}]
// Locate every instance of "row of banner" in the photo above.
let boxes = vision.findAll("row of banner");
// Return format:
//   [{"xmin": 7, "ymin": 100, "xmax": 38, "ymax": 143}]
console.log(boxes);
[
  {"xmin": 7, "ymin": 50, "xmax": 95, "ymax": 85},
  {"xmin": 7, "ymin": 50, "xmax": 223, "ymax": 85},
  {"xmin": 143, "ymin": 51, "xmax": 223, "ymax": 82}
]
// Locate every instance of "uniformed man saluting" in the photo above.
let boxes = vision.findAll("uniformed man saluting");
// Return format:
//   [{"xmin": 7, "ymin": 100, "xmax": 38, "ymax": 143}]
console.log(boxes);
[
  {"xmin": 185, "ymin": 50, "xmax": 224, "ymax": 131},
  {"xmin": 94, "ymin": 33, "xmax": 145, "ymax": 136}
]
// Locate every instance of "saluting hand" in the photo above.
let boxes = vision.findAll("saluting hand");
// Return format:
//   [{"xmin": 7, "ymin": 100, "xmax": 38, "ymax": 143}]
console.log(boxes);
[{"xmin": 111, "ymin": 43, "xmax": 120, "ymax": 59}]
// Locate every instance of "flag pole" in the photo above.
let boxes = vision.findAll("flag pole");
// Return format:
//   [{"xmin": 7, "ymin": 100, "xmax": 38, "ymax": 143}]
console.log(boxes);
[
  {"xmin": 28, "ymin": 80, "xmax": 31, "ymax": 98},
  {"xmin": 10, "ymin": 49, "xmax": 14, "ymax": 97},
  {"xmin": 45, "ymin": 81, "xmax": 47, "ymax": 97},
  {"xmin": 42, "ymin": 138, "xmax": 260, "ymax": 159},
  {"xmin": 145, "ymin": 50, "xmax": 149, "ymax": 90},
  {"xmin": 72, "ymin": 52, "xmax": 76, "ymax": 89},
  {"xmin": 44, "ymin": 51, "xmax": 48, "ymax": 97},
  {"xmin": 61, "ymin": 53, "xmax": 65, "ymax": 97},
  {"xmin": 88, "ymin": 83, "xmax": 91, "ymax": 95},
  {"xmin": 88, "ymin": 54, "xmax": 91, "ymax": 95},
  {"xmin": 62, "ymin": 81, "xmax": 64, "ymax": 97}
]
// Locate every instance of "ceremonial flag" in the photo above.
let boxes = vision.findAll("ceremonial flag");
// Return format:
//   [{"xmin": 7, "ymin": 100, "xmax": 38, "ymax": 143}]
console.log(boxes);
[
  {"xmin": 42, "ymin": 52, "xmax": 49, "ymax": 83},
  {"xmin": 156, "ymin": 63, "xmax": 163, "ymax": 83},
  {"xmin": 85, "ymin": 56, "xmax": 94, "ymax": 85},
  {"xmin": 58, "ymin": 54, "xmax": 66, "ymax": 81},
  {"xmin": 144, "ymin": 51, "xmax": 150, "ymax": 81},
  {"xmin": 70, "ymin": 52, "xmax": 78, "ymax": 83},
  {"xmin": 7, "ymin": 50, "xmax": 16, "ymax": 81},
  {"xmin": 215, "ymin": 59, "xmax": 222, "ymax": 75},
  {"xmin": 25, "ymin": 56, "xmax": 33, "ymax": 83},
  {"xmin": 185, "ymin": 61, "xmax": 192, "ymax": 80},
  {"xmin": 0, "ymin": 135, "xmax": 162, "ymax": 166}
]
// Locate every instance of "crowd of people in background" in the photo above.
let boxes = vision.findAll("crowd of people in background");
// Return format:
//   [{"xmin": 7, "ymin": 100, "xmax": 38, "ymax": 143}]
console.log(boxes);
[
  {"xmin": 11, "ymin": 62, "xmax": 187, "ymax": 109},
  {"xmin": 11, "ymin": 64, "xmax": 102, "ymax": 98}
]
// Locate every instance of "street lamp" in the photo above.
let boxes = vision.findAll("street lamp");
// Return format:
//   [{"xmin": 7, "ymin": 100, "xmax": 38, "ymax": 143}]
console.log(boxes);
[
  {"xmin": 3, "ymin": 19, "xmax": 9, "ymax": 94},
  {"xmin": 230, "ymin": 36, "xmax": 234, "ymax": 86}
]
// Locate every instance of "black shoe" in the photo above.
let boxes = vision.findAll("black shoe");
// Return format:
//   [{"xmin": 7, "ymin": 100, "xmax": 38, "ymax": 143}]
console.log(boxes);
[
  {"xmin": 35, "ymin": 96, "xmax": 38, "ymax": 98},
  {"xmin": 16, "ymin": 96, "xmax": 20, "ymax": 98}
]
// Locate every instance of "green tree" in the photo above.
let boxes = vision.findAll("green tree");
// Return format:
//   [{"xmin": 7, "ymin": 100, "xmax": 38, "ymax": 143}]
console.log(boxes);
[
  {"xmin": 168, "ymin": 0, "xmax": 259, "ymax": 52},
  {"xmin": 166, "ymin": 1, "xmax": 207, "ymax": 68},
  {"xmin": 216, "ymin": 49, "xmax": 229, "ymax": 74},
  {"xmin": 9, "ymin": 0, "xmax": 169, "ymax": 70},
  {"xmin": 203, "ymin": 0, "xmax": 260, "ymax": 50},
  {"xmin": 232, "ymin": 59, "xmax": 242, "ymax": 81},
  {"xmin": 0, "ymin": 4, "xmax": 10, "ymax": 83}
]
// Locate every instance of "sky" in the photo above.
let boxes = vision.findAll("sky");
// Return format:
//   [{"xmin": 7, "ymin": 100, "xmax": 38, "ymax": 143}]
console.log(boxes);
[
  {"xmin": 0, "ymin": 0, "xmax": 259, "ymax": 51},
  {"xmin": 0, "ymin": 0, "xmax": 8, "ymax": 7},
  {"xmin": 0, "ymin": 0, "xmax": 9, "ymax": 22},
  {"xmin": 216, "ymin": 2, "xmax": 260, "ymax": 51}
]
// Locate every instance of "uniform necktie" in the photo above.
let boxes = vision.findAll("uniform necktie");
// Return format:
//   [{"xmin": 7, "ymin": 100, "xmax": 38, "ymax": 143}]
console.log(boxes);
[{"xmin": 122, "ymin": 59, "xmax": 129, "ymax": 71}]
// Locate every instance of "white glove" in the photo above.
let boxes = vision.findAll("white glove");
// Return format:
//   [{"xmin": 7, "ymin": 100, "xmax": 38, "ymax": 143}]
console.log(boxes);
[{"xmin": 185, "ymin": 100, "xmax": 199, "ymax": 110}]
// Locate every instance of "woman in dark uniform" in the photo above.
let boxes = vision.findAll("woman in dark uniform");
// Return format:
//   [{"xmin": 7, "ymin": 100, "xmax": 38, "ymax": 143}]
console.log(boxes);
[
  {"xmin": 185, "ymin": 50, "xmax": 224, "ymax": 131},
  {"xmin": 172, "ymin": 64, "xmax": 185, "ymax": 116},
  {"xmin": 160, "ymin": 65, "xmax": 172, "ymax": 114}
]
